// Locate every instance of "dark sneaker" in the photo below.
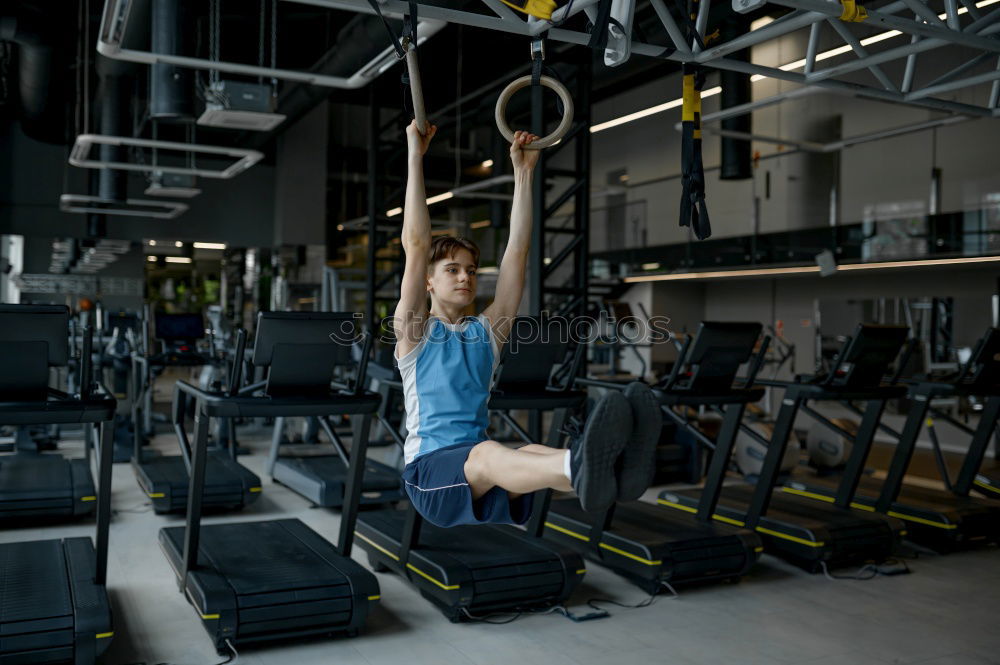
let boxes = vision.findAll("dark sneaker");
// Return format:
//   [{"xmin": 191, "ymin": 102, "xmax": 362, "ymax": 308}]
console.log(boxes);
[
  {"xmin": 569, "ymin": 391, "xmax": 632, "ymax": 512},
  {"xmin": 615, "ymin": 382, "xmax": 662, "ymax": 501}
]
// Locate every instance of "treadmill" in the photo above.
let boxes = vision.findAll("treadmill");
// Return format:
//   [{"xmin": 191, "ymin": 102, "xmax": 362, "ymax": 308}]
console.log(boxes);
[
  {"xmin": 543, "ymin": 322, "xmax": 766, "ymax": 592},
  {"xmin": 355, "ymin": 317, "xmax": 585, "ymax": 620},
  {"xmin": 783, "ymin": 327, "xmax": 1000, "ymax": 551},
  {"xmin": 0, "ymin": 305, "xmax": 117, "ymax": 664},
  {"xmin": 131, "ymin": 312, "xmax": 261, "ymax": 514},
  {"xmin": 266, "ymin": 317, "xmax": 403, "ymax": 509},
  {"xmin": 660, "ymin": 324, "xmax": 909, "ymax": 571},
  {"xmin": 0, "ymin": 306, "xmax": 97, "ymax": 522},
  {"xmin": 159, "ymin": 313, "xmax": 380, "ymax": 652}
]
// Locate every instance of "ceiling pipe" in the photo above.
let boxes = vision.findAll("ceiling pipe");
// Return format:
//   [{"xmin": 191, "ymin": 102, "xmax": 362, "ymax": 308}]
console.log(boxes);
[{"xmin": 0, "ymin": 4, "xmax": 68, "ymax": 144}]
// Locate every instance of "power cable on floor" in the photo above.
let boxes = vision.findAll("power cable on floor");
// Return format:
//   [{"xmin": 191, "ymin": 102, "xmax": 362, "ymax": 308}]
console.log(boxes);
[
  {"xmin": 819, "ymin": 559, "xmax": 910, "ymax": 581},
  {"xmin": 586, "ymin": 580, "xmax": 679, "ymax": 613}
]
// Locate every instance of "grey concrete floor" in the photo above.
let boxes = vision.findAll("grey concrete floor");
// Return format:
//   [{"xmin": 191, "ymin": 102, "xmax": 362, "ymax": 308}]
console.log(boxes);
[{"xmin": 4, "ymin": 421, "xmax": 1000, "ymax": 665}]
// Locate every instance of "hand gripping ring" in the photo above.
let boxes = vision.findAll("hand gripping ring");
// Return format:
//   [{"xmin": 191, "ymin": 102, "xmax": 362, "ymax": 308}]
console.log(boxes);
[{"xmin": 494, "ymin": 75, "xmax": 574, "ymax": 150}]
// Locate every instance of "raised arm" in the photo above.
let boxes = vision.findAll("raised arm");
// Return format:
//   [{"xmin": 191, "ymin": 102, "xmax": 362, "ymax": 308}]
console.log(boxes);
[
  {"xmin": 483, "ymin": 131, "xmax": 540, "ymax": 345},
  {"xmin": 394, "ymin": 121, "xmax": 437, "ymax": 359}
]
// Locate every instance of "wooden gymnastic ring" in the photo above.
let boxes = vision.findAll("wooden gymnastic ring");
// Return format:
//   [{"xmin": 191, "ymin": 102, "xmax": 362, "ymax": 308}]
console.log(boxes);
[{"xmin": 494, "ymin": 75, "xmax": 574, "ymax": 149}]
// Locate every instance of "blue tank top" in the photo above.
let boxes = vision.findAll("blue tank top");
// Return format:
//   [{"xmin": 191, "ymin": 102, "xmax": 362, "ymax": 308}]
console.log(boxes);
[{"xmin": 396, "ymin": 315, "xmax": 499, "ymax": 464}]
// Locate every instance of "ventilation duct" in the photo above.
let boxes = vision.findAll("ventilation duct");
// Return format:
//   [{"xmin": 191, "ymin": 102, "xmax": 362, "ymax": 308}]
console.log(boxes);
[
  {"xmin": 719, "ymin": 17, "xmax": 752, "ymax": 181},
  {"xmin": 0, "ymin": 5, "xmax": 67, "ymax": 144},
  {"xmin": 150, "ymin": 0, "xmax": 193, "ymax": 120}
]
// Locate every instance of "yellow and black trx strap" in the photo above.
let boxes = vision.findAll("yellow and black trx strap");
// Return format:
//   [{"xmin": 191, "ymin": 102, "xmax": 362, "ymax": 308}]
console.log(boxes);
[{"xmin": 678, "ymin": 0, "xmax": 711, "ymax": 240}]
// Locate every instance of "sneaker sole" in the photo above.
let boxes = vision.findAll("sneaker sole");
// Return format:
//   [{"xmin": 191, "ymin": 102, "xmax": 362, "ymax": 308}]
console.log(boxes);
[
  {"xmin": 574, "ymin": 391, "xmax": 632, "ymax": 512},
  {"xmin": 616, "ymin": 382, "xmax": 662, "ymax": 501}
]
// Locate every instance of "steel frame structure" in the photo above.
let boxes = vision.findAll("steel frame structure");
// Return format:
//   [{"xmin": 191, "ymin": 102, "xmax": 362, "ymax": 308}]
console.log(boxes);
[
  {"xmin": 288, "ymin": 0, "xmax": 1000, "ymax": 117},
  {"xmin": 69, "ymin": 135, "xmax": 264, "ymax": 179},
  {"xmin": 529, "ymin": 52, "xmax": 593, "ymax": 320}
]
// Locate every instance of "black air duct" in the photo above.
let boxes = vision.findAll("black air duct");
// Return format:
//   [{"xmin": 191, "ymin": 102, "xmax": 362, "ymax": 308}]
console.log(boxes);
[
  {"xmin": 0, "ymin": 6, "xmax": 67, "ymax": 144},
  {"xmin": 719, "ymin": 17, "xmax": 752, "ymax": 181},
  {"xmin": 150, "ymin": 0, "xmax": 193, "ymax": 120},
  {"xmin": 97, "ymin": 74, "xmax": 130, "ymax": 202}
]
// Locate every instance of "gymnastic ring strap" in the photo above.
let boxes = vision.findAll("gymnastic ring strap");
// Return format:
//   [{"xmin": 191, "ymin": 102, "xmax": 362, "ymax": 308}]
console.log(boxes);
[{"xmin": 494, "ymin": 75, "xmax": 574, "ymax": 150}]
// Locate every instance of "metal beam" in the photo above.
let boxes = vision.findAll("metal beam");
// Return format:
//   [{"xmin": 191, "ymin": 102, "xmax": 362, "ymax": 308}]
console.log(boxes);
[
  {"xmin": 825, "ymin": 18, "xmax": 899, "ymax": 92},
  {"xmin": 805, "ymin": 22, "xmax": 822, "ymax": 74}
]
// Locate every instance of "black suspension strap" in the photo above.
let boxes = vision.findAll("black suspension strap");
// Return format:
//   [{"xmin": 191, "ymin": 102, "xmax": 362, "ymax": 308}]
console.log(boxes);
[{"xmin": 677, "ymin": 0, "xmax": 711, "ymax": 240}]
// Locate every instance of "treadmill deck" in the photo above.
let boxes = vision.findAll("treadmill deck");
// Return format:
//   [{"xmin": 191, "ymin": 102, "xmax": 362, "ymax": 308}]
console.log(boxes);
[
  {"xmin": 544, "ymin": 498, "xmax": 763, "ymax": 592},
  {"xmin": 160, "ymin": 519, "xmax": 378, "ymax": 651},
  {"xmin": 0, "ymin": 456, "xmax": 96, "ymax": 521},
  {"xmin": 272, "ymin": 455, "xmax": 403, "ymax": 507},
  {"xmin": 0, "ymin": 538, "xmax": 112, "ymax": 664},
  {"xmin": 659, "ymin": 484, "xmax": 904, "ymax": 571},
  {"xmin": 134, "ymin": 452, "xmax": 261, "ymax": 514},
  {"xmin": 355, "ymin": 508, "xmax": 584, "ymax": 619},
  {"xmin": 783, "ymin": 472, "xmax": 1000, "ymax": 550}
]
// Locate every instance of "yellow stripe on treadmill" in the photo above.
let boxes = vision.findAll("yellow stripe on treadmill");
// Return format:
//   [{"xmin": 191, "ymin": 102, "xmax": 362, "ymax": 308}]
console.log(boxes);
[
  {"xmin": 754, "ymin": 547, "xmax": 764, "ymax": 553},
  {"xmin": 782, "ymin": 487, "xmax": 834, "ymax": 503},
  {"xmin": 712, "ymin": 514, "xmax": 746, "ymax": 527},
  {"xmin": 353, "ymin": 531, "xmax": 400, "ymax": 561},
  {"xmin": 405, "ymin": 563, "xmax": 460, "ymax": 590},
  {"xmin": 576, "ymin": 569, "xmax": 587, "ymax": 575},
  {"xmin": 598, "ymin": 542, "xmax": 662, "ymax": 566},
  {"xmin": 95, "ymin": 632, "xmax": 113, "ymax": 639},
  {"xmin": 201, "ymin": 613, "xmax": 220, "ymax": 620},
  {"xmin": 782, "ymin": 487, "xmax": 876, "ymax": 512},
  {"xmin": 974, "ymin": 479, "xmax": 1000, "ymax": 494},
  {"xmin": 755, "ymin": 526, "xmax": 825, "ymax": 547},
  {"xmin": 368, "ymin": 595, "xmax": 381, "ymax": 601},
  {"xmin": 81, "ymin": 496, "xmax": 97, "ymax": 502},
  {"xmin": 249, "ymin": 487, "xmax": 262, "ymax": 493},
  {"xmin": 656, "ymin": 499, "xmax": 696, "ymax": 514},
  {"xmin": 544, "ymin": 521, "xmax": 590, "ymax": 542},
  {"xmin": 887, "ymin": 511, "xmax": 957, "ymax": 530},
  {"xmin": 147, "ymin": 492, "xmax": 165, "ymax": 498},
  {"xmin": 657, "ymin": 499, "xmax": 746, "ymax": 527}
]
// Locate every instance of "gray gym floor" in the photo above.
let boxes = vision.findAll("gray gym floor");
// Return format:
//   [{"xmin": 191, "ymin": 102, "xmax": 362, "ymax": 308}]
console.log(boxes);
[{"xmin": 5, "ymin": 422, "xmax": 1000, "ymax": 665}]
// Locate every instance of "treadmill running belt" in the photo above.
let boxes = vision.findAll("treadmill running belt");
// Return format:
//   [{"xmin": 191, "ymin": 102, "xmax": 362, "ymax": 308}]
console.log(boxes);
[
  {"xmin": 0, "ymin": 538, "xmax": 112, "ymax": 662},
  {"xmin": 665, "ymin": 484, "xmax": 902, "ymax": 570},
  {"xmin": 785, "ymin": 472, "xmax": 1000, "ymax": 545},
  {"xmin": 1, "ymin": 540, "xmax": 73, "ymax": 623},
  {"xmin": 136, "ymin": 453, "xmax": 260, "ymax": 513},
  {"xmin": 273, "ymin": 456, "xmax": 402, "ymax": 507},
  {"xmin": 0, "ymin": 457, "xmax": 95, "ymax": 518},
  {"xmin": 357, "ymin": 508, "xmax": 579, "ymax": 613},
  {"xmin": 160, "ymin": 519, "xmax": 377, "ymax": 649}
]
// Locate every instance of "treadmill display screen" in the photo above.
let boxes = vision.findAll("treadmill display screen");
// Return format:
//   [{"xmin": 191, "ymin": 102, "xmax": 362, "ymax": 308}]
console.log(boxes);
[{"xmin": 156, "ymin": 313, "xmax": 205, "ymax": 341}]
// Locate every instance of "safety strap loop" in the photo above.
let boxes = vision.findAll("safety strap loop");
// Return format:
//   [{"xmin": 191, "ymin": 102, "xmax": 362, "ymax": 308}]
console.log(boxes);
[{"xmin": 839, "ymin": 0, "xmax": 868, "ymax": 22}]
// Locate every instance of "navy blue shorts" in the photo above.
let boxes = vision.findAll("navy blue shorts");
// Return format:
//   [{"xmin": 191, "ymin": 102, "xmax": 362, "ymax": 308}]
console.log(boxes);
[{"xmin": 402, "ymin": 442, "xmax": 534, "ymax": 528}]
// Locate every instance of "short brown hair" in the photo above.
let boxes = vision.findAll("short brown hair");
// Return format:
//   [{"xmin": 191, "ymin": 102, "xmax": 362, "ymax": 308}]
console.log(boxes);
[{"xmin": 428, "ymin": 236, "xmax": 480, "ymax": 269}]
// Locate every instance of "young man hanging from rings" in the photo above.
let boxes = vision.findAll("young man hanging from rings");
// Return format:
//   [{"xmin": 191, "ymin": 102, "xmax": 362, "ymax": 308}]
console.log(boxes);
[{"xmin": 392, "ymin": 120, "xmax": 662, "ymax": 528}]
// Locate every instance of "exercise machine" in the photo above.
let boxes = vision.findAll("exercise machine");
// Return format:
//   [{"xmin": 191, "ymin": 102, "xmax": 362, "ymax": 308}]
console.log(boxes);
[
  {"xmin": 0, "ymin": 305, "xmax": 117, "ymax": 663},
  {"xmin": 659, "ymin": 324, "xmax": 909, "ymax": 571},
  {"xmin": 131, "ymin": 312, "xmax": 260, "ymax": 514},
  {"xmin": 265, "ymin": 313, "xmax": 403, "ymax": 508},
  {"xmin": 549, "ymin": 321, "xmax": 767, "ymax": 591},
  {"xmin": 784, "ymin": 327, "xmax": 1000, "ymax": 551},
  {"xmin": 159, "ymin": 312, "xmax": 380, "ymax": 652}
]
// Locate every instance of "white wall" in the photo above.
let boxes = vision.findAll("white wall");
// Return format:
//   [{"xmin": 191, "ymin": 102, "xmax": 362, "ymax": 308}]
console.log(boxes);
[{"xmin": 586, "ymin": 32, "xmax": 1000, "ymax": 245}]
